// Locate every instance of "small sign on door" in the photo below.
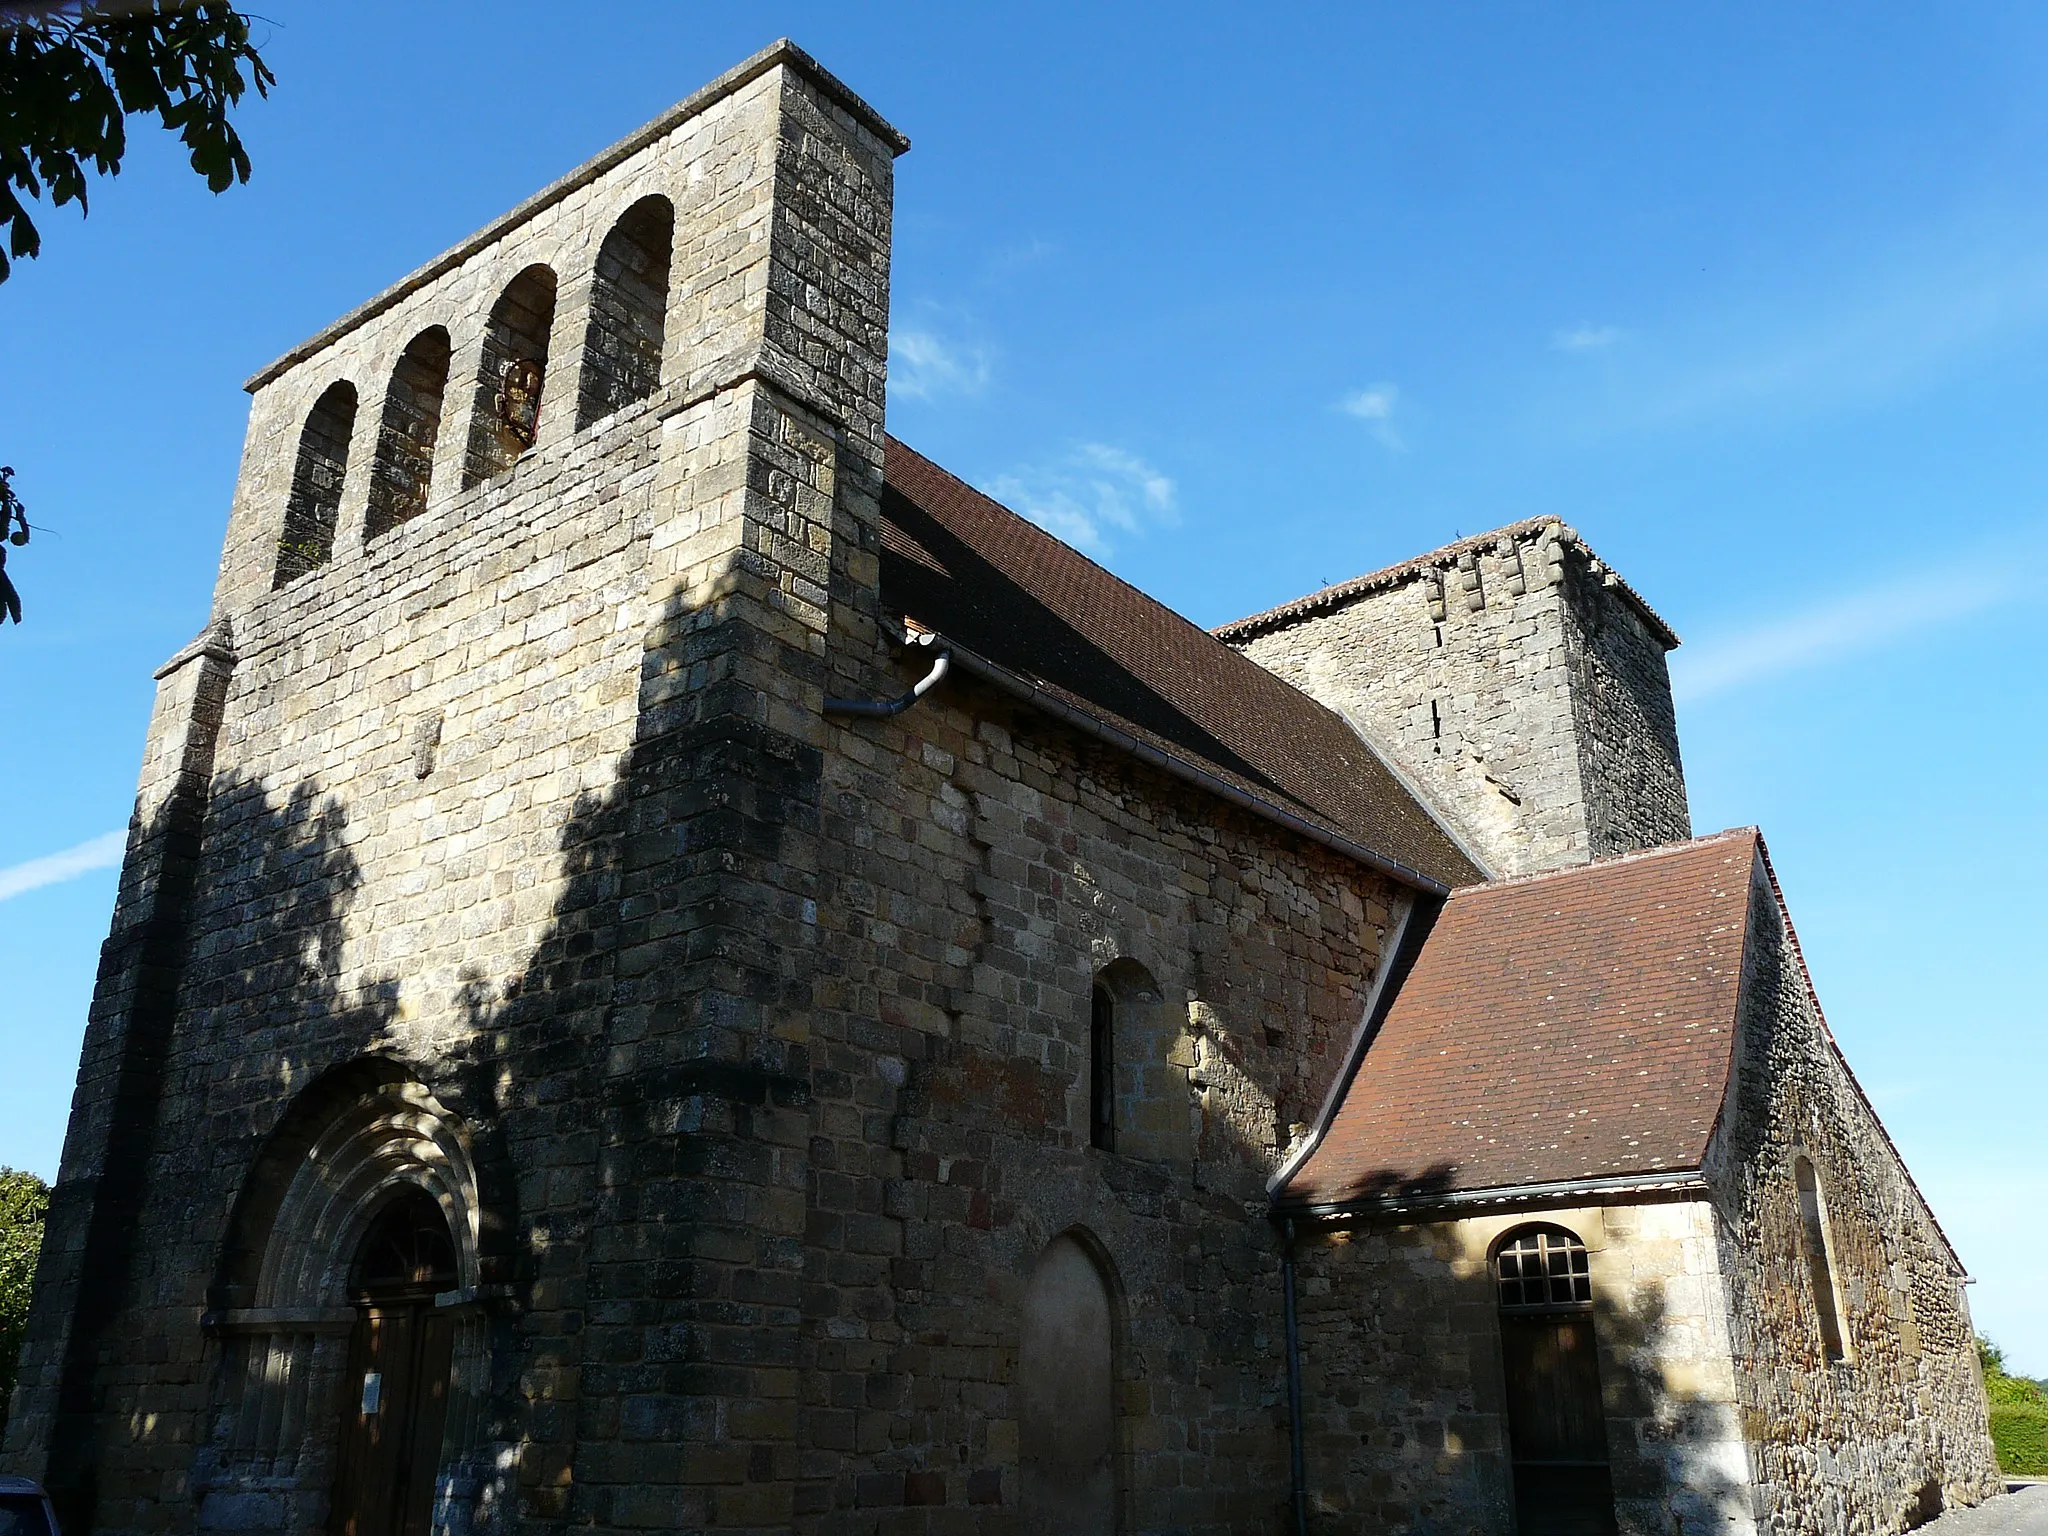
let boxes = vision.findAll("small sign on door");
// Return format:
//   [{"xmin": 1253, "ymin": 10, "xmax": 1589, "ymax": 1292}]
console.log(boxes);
[{"xmin": 360, "ymin": 1370, "xmax": 383, "ymax": 1416}]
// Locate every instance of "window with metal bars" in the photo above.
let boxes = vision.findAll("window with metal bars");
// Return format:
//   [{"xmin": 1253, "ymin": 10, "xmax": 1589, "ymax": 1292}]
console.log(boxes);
[{"xmin": 1495, "ymin": 1225, "xmax": 1593, "ymax": 1311}]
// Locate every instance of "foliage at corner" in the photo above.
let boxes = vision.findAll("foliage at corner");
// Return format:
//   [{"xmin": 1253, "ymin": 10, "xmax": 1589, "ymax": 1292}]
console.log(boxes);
[
  {"xmin": 1979, "ymin": 1334, "xmax": 2048, "ymax": 1477},
  {"xmin": 0, "ymin": 1166, "xmax": 50, "ymax": 1440},
  {"xmin": 0, "ymin": 0, "xmax": 275, "ymax": 282}
]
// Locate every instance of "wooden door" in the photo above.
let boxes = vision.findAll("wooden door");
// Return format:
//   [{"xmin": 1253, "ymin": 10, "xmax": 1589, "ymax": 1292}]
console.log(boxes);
[
  {"xmin": 330, "ymin": 1302, "xmax": 454, "ymax": 1536},
  {"xmin": 329, "ymin": 1190, "xmax": 458, "ymax": 1536},
  {"xmin": 1500, "ymin": 1314, "xmax": 1615, "ymax": 1536}
]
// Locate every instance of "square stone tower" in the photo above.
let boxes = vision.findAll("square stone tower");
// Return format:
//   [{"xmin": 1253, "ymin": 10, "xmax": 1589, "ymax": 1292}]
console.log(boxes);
[
  {"xmin": 1217, "ymin": 521, "xmax": 1691, "ymax": 876},
  {"xmin": 6, "ymin": 41, "xmax": 908, "ymax": 1536}
]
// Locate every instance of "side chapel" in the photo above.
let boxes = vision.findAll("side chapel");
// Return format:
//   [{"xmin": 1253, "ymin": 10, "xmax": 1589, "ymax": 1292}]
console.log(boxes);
[{"xmin": 3, "ymin": 39, "xmax": 1999, "ymax": 1536}]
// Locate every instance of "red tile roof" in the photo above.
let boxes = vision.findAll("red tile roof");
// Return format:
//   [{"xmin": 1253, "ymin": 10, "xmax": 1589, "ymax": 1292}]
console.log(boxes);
[
  {"xmin": 879, "ymin": 439, "xmax": 1482, "ymax": 889},
  {"xmin": 1276, "ymin": 829, "xmax": 1761, "ymax": 1210}
]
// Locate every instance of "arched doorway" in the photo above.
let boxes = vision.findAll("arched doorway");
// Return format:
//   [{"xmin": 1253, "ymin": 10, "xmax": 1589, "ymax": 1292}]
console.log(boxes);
[
  {"xmin": 329, "ymin": 1188, "xmax": 458, "ymax": 1536},
  {"xmin": 201, "ymin": 1066, "xmax": 494, "ymax": 1536},
  {"xmin": 1494, "ymin": 1224, "xmax": 1615, "ymax": 1536},
  {"xmin": 1019, "ymin": 1232, "xmax": 1117, "ymax": 1535}
]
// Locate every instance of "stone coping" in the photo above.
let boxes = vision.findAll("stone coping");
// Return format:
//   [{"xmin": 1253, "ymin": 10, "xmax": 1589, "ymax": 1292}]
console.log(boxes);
[
  {"xmin": 1213, "ymin": 516, "xmax": 1681, "ymax": 649},
  {"xmin": 243, "ymin": 38, "xmax": 907, "ymax": 394}
]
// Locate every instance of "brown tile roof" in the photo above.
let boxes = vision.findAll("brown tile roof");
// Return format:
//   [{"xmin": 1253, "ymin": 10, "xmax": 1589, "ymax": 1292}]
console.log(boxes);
[
  {"xmin": 879, "ymin": 438, "xmax": 1484, "ymax": 891},
  {"xmin": 1211, "ymin": 518, "xmax": 1681, "ymax": 649},
  {"xmin": 1276, "ymin": 829, "xmax": 1761, "ymax": 1210}
]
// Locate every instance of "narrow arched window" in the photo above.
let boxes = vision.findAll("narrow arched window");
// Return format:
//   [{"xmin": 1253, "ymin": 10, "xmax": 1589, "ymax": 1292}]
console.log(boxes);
[
  {"xmin": 365, "ymin": 326, "xmax": 451, "ymax": 542},
  {"xmin": 1794, "ymin": 1155, "xmax": 1848, "ymax": 1362},
  {"xmin": 464, "ymin": 264, "xmax": 558, "ymax": 488},
  {"xmin": 1494, "ymin": 1224, "xmax": 1615, "ymax": 1535},
  {"xmin": 577, "ymin": 195, "xmax": 673, "ymax": 429},
  {"xmin": 1089, "ymin": 984, "xmax": 1114, "ymax": 1151},
  {"xmin": 273, "ymin": 381, "xmax": 357, "ymax": 588}
]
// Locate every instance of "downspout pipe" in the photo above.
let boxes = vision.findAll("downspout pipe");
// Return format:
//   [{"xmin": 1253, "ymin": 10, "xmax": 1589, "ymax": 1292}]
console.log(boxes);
[
  {"xmin": 1283, "ymin": 1217, "xmax": 1309, "ymax": 1536},
  {"xmin": 824, "ymin": 639, "xmax": 951, "ymax": 717}
]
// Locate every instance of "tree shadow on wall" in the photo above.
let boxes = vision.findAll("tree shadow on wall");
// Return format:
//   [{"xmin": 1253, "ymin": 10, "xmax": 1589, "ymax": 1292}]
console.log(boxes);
[{"xmin": 37, "ymin": 769, "xmax": 398, "ymax": 1534}]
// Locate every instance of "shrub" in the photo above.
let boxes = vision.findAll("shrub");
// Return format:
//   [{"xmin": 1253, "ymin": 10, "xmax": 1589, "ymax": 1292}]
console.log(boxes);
[
  {"xmin": 0, "ymin": 1167, "xmax": 49, "ymax": 1439},
  {"xmin": 1980, "ymin": 1335, "xmax": 2048, "ymax": 1476},
  {"xmin": 1990, "ymin": 1403, "xmax": 2048, "ymax": 1478}
]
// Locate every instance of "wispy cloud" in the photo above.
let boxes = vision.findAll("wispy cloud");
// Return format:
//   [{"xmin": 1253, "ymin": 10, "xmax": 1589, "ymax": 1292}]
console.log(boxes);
[
  {"xmin": 1338, "ymin": 383, "xmax": 1404, "ymax": 450},
  {"xmin": 1553, "ymin": 323, "xmax": 1624, "ymax": 353},
  {"xmin": 890, "ymin": 327, "xmax": 992, "ymax": 402},
  {"xmin": 1574, "ymin": 216, "xmax": 2048, "ymax": 435},
  {"xmin": 985, "ymin": 443, "xmax": 1178, "ymax": 555},
  {"xmin": 1673, "ymin": 559, "xmax": 2030, "ymax": 704},
  {"xmin": 0, "ymin": 829, "xmax": 125, "ymax": 903}
]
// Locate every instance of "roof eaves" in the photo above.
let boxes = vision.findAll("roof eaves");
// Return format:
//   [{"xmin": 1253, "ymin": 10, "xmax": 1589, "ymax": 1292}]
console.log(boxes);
[{"xmin": 1280, "ymin": 1167, "xmax": 1711, "ymax": 1223}]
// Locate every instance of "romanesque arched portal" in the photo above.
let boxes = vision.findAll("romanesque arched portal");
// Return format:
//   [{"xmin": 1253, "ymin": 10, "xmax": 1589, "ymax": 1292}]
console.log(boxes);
[{"xmin": 199, "ymin": 1064, "xmax": 491, "ymax": 1536}]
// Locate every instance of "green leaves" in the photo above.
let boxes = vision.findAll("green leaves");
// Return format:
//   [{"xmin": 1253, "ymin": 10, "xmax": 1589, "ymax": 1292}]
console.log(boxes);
[
  {"xmin": 0, "ymin": 1166, "xmax": 48, "ymax": 1440},
  {"xmin": 0, "ymin": 1, "xmax": 274, "ymax": 281}
]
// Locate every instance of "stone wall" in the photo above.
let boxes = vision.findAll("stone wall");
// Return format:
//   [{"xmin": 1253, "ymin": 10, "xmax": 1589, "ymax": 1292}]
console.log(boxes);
[
  {"xmin": 1224, "ymin": 523, "xmax": 1690, "ymax": 877},
  {"xmin": 798, "ymin": 671, "xmax": 1410, "ymax": 1533},
  {"xmin": 5, "ymin": 38, "xmax": 1429, "ymax": 1536},
  {"xmin": 1704, "ymin": 852, "xmax": 2001, "ymax": 1533},
  {"xmin": 1291, "ymin": 1197, "xmax": 1755, "ymax": 1535},
  {"xmin": 3, "ymin": 43, "xmax": 913, "ymax": 1536}
]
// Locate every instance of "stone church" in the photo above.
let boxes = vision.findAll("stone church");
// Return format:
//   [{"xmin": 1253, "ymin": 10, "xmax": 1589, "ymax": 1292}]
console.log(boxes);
[{"xmin": 4, "ymin": 39, "xmax": 1999, "ymax": 1536}]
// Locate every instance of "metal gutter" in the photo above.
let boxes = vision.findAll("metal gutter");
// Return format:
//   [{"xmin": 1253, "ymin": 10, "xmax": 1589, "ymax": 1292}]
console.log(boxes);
[
  {"xmin": 1284, "ymin": 1167, "xmax": 1710, "ymax": 1225},
  {"xmin": 825, "ymin": 634, "xmax": 951, "ymax": 717},
  {"xmin": 937, "ymin": 639, "xmax": 1452, "ymax": 899}
]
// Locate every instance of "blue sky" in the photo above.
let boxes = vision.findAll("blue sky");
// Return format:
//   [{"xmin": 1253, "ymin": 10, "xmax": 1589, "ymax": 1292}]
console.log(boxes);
[{"xmin": 2, "ymin": 3, "xmax": 2044, "ymax": 1371}]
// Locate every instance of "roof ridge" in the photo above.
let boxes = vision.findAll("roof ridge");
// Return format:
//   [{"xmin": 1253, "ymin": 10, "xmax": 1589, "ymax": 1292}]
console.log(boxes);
[
  {"xmin": 1211, "ymin": 517, "xmax": 1679, "ymax": 649},
  {"xmin": 1448, "ymin": 826, "xmax": 1761, "ymax": 897}
]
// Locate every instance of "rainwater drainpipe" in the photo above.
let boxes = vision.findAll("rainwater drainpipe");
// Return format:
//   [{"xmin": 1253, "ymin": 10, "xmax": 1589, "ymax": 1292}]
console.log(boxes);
[
  {"xmin": 1283, "ymin": 1216, "xmax": 1309, "ymax": 1536},
  {"xmin": 823, "ymin": 636, "xmax": 951, "ymax": 717}
]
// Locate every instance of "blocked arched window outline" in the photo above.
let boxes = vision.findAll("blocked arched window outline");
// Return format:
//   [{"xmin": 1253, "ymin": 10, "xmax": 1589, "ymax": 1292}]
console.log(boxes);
[
  {"xmin": 464, "ymin": 263, "xmax": 558, "ymax": 488},
  {"xmin": 1793, "ymin": 1154, "xmax": 1849, "ymax": 1363},
  {"xmin": 1018, "ymin": 1228, "xmax": 1122, "ymax": 1534},
  {"xmin": 273, "ymin": 380, "xmax": 357, "ymax": 588},
  {"xmin": 577, "ymin": 194, "xmax": 673, "ymax": 429},
  {"xmin": 365, "ymin": 326, "xmax": 451, "ymax": 542}
]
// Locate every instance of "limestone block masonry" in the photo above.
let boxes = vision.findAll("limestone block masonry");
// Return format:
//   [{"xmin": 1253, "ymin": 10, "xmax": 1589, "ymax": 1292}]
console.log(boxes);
[
  {"xmin": 1, "ymin": 36, "xmax": 1994, "ymax": 1536},
  {"xmin": 4, "ymin": 40, "xmax": 918, "ymax": 1536},
  {"xmin": 1219, "ymin": 520, "xmax": 1691, "ymax": 877},
  {"xmin": 1, "ymin": 39, "xmax": 1417, "ymax": 1536}
]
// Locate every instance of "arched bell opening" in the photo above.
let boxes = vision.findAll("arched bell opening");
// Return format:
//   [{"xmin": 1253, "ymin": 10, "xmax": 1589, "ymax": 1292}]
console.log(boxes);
[
  {"xmin": 274, "ymin": 381, "xmax": 358, "ymax": 588},
  {"xmin": 463, "ymin": 264, "xmax": 558, "ymax": 488},
  {"xmin": 365, "ymin": 327, "xmax": 451, "ymax": 543},
  {"xmin": 576, "ymin": 194, "xmax": 672, "ymax": 429}
]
